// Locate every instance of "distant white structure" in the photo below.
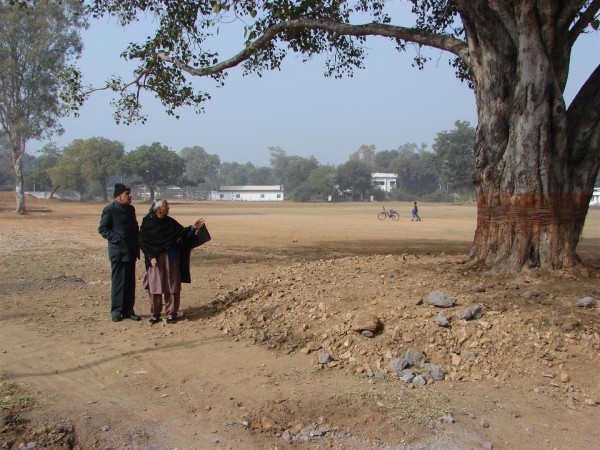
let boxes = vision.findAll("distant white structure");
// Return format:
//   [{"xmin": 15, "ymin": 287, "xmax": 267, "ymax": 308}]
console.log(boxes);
[
  {"xmin": 372, "ymin": 173, "xmax": 398, "ymax": 192},
  {"xmin": 210, "ymin": 185, "xmax": 284, "ymax": 201},
  {"xmin": 591, "ymin": 187, "xmax": 600, "ymax": 206}
]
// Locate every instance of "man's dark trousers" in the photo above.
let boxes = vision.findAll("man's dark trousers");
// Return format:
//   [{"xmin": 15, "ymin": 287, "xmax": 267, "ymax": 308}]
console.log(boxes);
[{"xmin": 111, "ymin": 261, "xmax": 136, "ymax": 319}]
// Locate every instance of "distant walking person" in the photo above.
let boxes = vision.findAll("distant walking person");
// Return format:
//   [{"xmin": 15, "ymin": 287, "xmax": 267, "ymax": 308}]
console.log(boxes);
[
  {"xmin": 98, "ymin": 183, "xmax": 141, "ymax": 322},
  {"xmin": 411, "ymin": 201, "xmax": 421, "ymax": 221}
]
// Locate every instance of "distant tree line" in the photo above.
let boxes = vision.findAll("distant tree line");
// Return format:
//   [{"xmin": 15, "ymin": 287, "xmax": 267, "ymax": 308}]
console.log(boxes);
[{"xmin": 0, "ymin": 121, "xmax": 486, "ymax": 203}]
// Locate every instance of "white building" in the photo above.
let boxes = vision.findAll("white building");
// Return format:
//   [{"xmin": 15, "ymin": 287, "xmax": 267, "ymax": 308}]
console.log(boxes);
[
  {"xmin": 591, "ymin": 187, "xmax": 600, "ymax": 206},
  {"xmin": 210, "ymin": 185, "xmax": 284, "ymax": 201},
  {"xmin": 372, "ymin": 173, "xmax": 398, "ymax": 192}
]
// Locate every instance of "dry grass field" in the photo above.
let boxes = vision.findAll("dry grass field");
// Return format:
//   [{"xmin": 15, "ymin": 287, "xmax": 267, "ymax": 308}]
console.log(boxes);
[{"xmin": 1, "ymin": 193, "xmax": 599, "ymax": 449}]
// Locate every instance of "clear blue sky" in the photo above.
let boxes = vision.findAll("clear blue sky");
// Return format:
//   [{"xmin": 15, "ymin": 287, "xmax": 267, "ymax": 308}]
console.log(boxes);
[{"xmin": 35, "ymin": 7, "xmax": 600, "ymax": 167}]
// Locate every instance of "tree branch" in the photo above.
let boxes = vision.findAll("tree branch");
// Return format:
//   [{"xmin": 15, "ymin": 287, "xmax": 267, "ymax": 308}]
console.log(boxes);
[
  {"xmin": 567, "ymin": 63, "xmax": 600, "ymax": 155},
  {"xmin": 565, "ymin": 0, "xmax": 600, "ymax": 47},
  {"xmin": 156, "ymin": 19, "xmax": 469, "ymax": 78}
]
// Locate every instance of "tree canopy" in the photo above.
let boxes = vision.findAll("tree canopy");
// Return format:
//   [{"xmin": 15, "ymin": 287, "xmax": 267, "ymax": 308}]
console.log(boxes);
[
  {"xmin": 32, "ymin": 143, "xmax": 62, "ymax": 196},
  {"xmin": 336, "ymin": 159, "xmax": 374, "ymax": 201},
  {"xmin": 432, "ymin": 120, "xmax": 475, "ymax": 193},
  {"xmin": 180, "ymin": 145, "xmax": 221, "ymax": 186},
  {"xmin": 121, "ymin": 142, "xmax": 185, "ymax": 201}
]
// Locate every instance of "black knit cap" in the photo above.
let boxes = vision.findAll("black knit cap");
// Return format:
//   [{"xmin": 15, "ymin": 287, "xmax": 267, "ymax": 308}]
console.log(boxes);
[{"xmin": 113, "ymin": 183, "xmax": 130, "ymax": 198}]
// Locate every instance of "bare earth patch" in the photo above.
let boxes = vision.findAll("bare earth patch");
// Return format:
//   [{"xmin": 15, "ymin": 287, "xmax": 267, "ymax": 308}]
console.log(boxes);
[{"xmin": 0, "ymin": 192, "xmax": 599, "ymax": 449}]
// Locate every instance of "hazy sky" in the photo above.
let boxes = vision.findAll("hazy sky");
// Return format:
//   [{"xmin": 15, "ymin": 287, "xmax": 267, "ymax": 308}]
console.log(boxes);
[{"xmin": 34, "ymin": 5, "xmax": 600, "ymax": 167}]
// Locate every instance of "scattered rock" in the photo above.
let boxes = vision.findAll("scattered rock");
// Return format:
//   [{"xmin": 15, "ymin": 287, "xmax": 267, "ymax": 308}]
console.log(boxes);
[
  {"xmin": 576, "ymin": 297, "xmax": 596, "ymax": 308},
  {"xmin": 389, "ymin": 349, "xmax": 445, "ymax": 383},
  {"xmin": 352, "ymin": 314, "xmax": 380, "ymax": 333},
  {"xmin": 451, "ymin": 354, "xmax": 462, "ymax": 366},
  {"xmin": 401, "ymin": 372, "xmax": 415, "ymax": 383},
  {"xmin": 458, "ymin": 304, "xmax": 483, "ymax": 321},
  {"xmin": 427, "ymin": 291, "xmax": 457, "ymax": 308},
  {"xmin": 317, "ymin": 350, "xmax": 332, "ymax": 365},
  {"xmin": 421, "ymin": 363, "xmax": 446, "ymax": 381},
  {"xmin": 260, "ymin": 416, "xmax": 276, "ymax": 430},
  {"xmin": 438, "ymin": 415, "xmax": 455, "ymax": 424},
  {"xmin": 413, "ymin": 375, "xmax": 427, "ymax": 387},
  {"xmin": 467, "ymin": 284, "xmax": 486, "ymax": 293},
  {"xmin": 436, "ymin": 311, "xmax": 450, "ymax": 327}
]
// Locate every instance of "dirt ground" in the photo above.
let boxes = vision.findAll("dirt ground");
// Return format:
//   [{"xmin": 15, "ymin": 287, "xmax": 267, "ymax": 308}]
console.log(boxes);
[{"xmin": 1, "ymin": 192, "xmax": 599, "ymax": 450}]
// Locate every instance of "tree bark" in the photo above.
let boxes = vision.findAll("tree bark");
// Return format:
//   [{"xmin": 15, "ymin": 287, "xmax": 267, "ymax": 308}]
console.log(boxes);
[
  {"xmin": 99, "ymin": 177, "xmax": 108, "ymax": 202},
  {"xmin": 462, "ymin": 1, "xmax": 600, "ymax": 271},
  {"xmin": 11, "ymin": 138, "xmax": 26, "ymax": 215}
]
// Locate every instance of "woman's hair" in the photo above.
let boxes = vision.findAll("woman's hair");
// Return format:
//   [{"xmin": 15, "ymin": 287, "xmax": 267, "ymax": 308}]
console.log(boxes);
[{"xmin": 150, "ymin": 198, "xmax": 166, "ymax": 213}]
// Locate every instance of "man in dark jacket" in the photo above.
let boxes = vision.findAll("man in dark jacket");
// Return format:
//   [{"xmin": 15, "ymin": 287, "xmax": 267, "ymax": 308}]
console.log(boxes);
[{"xmin": 98, "ymin": 183, "xmax": 141, "ymax": 322}]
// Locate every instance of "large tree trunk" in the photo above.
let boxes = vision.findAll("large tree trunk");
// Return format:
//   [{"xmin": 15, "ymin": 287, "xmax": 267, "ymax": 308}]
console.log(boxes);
[
  {"xmin": 11, "ymin": 138, "xmax": 26, "ymax": 215},
  {"xmin": 99, "ymin": 177, "xmax": 108, "ymax": 202},
  {"xmin": 461, "ymin": 2, "xmax": 600, "ymax": 272}
]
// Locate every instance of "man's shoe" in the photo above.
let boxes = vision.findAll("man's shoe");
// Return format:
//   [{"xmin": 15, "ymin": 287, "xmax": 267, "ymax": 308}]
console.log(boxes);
[
  {"xmin": 128, "ymin": 314, "xmax": 141, "ymax": 321},
  {"xmin": 148, "ymin": 317, "xmax": 160, "ymax": 325},
  {"xmin": 112, "ymin": 316, "xmax": 122, "ymax": 322},
  {"xmin": 166, "ymin": 316, "xmax": 177, "ymax": 324}
]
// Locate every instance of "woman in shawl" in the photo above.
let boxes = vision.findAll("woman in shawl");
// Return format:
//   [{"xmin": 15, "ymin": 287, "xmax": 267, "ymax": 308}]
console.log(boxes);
[{"xmin": 139, "ymin": 199, "xmax": 205, "ymax": 324}]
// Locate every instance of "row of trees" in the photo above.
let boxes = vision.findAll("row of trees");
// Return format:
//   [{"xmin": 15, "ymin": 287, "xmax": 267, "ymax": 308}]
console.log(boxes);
[{"xmin": 1, "ymin": 121, "xmax": 477, "ymax": 202}]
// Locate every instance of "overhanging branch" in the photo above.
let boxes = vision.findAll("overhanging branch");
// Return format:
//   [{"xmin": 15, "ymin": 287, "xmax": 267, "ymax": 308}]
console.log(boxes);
[
  {"xmin": 157, "ymin": 19, "xmax": 469, "ymax": 78},
  {"xmin": 567, "ymin": 64, "xmax": 600, "ymax": 151},
  {"xmin": 566, "ymin": 0, "xmax": 600, "ymax": 47}
]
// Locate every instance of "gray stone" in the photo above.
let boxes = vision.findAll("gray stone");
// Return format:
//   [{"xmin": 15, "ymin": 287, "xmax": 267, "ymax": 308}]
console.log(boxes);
[
  {"xmin": 427, "ymin": 291, "xmax": 457, "ymax": 308},
  {"xmin": 522, "ymin": 291, "xmax": 540, "ymax": 299},
  {"xmin": 458, "ymin": 304, "xmax": 483, "ymax": 321},
  {"xmin": 317, "ymin": 350, "xmax": 332, "ymax": 365},
  {"xmin": 401, "ymin": 372, "xmax": 415, "ymax": 383},
  {"xmin": 421, "ymin": 363, "xmax": 446, "ymax": 381},
  {"xmin": 576, "ymin": 297, "xmax": 596, "ymax": 308},
  {"xmin": 281, "ymin": 430, "xmax": 293, "ymax": 442},
  {"xmin": 389, "ymin": 348, "xmax": 427, "ymax": 373},
  {"xmin": 404, "ymin": 348, "xmax": 427, "ymax": 367},
  {"xmin": 467, "ymin": 284, "xmax": 486, "ymax": 293},
  {"xmin": 436, "ymin": 311, "xmax": 450, "ymax": 327},
  {"xmin": 389, "ymin": 357, "xmax": 410, "ymax": 373},
  {"xmin": 361, "ymin": 330, "xmax": 374, "ymax": 338},
  {"xmin": 438, "ymin": 415, "xmax": 455, "ymax": 424},
  {"xmin": 413, "ymin": 375, "xmax": 427, "ymax": 387}
]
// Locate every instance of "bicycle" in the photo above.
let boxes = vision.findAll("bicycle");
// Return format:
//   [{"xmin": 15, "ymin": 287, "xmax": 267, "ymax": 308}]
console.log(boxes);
[{"xmin": 378, "ymin": 206, "xmax": 399, "ymax": 221}]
